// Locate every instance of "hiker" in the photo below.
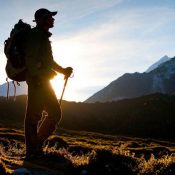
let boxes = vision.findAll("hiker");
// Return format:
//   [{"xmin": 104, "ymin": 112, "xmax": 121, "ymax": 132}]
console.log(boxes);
[{"xmin": 24, "ymin": 8, "xmax": 73, "ymax": 159}]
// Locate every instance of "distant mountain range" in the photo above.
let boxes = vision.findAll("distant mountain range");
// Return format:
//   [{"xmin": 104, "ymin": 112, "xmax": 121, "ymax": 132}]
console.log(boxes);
[
  {"xmin": 0, "ymin": 81, "xmax": 27, "ymax": 97},
  {"xmin": 85, "ymin": 55, "xmax": 175, "ymax": 103}
]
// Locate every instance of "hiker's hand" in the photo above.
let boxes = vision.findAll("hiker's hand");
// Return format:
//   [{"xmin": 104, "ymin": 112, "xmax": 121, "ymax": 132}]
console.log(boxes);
[{"xmin": 63, "ymin": 67, "xmax": 73, "ymax": 78}]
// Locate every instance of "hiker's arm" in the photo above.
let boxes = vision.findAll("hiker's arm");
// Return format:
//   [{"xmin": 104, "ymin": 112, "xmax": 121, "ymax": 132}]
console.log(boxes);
[
  {"xmin": 52, "ymin": 61, "xmax": 64, "ymax": 73},
  {"xmin": 52, "ymin": 61, "xmax": 73, "ymax": 77}
]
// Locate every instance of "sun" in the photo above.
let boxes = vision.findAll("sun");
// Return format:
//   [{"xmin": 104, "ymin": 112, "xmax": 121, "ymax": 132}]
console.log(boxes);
[
  {"xmin": 50, "ymin": 75, "xmax": 65, "ymax": 100},
  {"xmin": 50, "ymin": 72, "xmax": 77, "ymax": 102}
]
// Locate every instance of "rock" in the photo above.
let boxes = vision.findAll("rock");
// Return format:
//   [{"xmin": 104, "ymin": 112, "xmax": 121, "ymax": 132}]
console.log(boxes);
[{"xmin": 13, "ymin": 168, "xmax": 31, "ymax": 175}]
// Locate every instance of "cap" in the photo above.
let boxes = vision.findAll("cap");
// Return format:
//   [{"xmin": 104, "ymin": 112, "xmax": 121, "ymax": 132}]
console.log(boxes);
[{"xmin": 33, "ymin": 8, "xmax": 57, "ymax": 22}]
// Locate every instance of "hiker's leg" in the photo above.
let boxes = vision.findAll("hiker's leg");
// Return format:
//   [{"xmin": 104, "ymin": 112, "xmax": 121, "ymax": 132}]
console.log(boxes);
[
  {"xmin": 24, "ymin": 84, "xmax": 44, "ymax": 155},
  {"xmin": 25, "ymin": 110, "xmax": 41, "ymax": 155},
  {"xmin": 37, "ymin": 82, "xmax": 62, "ymax": 143}
]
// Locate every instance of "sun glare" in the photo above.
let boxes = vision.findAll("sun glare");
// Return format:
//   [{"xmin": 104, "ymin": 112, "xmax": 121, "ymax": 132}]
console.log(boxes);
[{"xmin": 50, "ymin": 75, "xmax": 65, "ymax": 100}]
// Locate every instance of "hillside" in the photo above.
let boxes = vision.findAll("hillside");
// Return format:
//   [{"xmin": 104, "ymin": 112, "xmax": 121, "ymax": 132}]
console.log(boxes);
[
  {"xmin": 86, "ymin": 57, "xmax": 175, "ymax": 103},
  {"xmin": 0, "ymin": 93, "xmax": 175, "ymax": 140}
]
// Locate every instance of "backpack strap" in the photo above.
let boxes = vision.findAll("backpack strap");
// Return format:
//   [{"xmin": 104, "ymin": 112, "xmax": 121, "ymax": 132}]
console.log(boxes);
[
  {"xmin": 12, "ymin": 81, "xmax": 16, "ymax": 101},
  {"xmin": 6, "ymin": 78, "xmax": 18, "ymax": 101},
  {"xmin": 6, "ymin": 78, "xmax": 9, "ymax": 100}
]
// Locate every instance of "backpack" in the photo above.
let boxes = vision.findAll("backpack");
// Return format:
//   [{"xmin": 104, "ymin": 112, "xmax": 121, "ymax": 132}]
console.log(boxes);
[{"xmin": 4, "ymin": 19, "xmax": 31, "ymax": 82}]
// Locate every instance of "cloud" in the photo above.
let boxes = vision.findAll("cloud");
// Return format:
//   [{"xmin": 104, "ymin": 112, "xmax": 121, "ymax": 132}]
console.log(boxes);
[
  {"xmin": 52, "ymin": 0, "xmax": 124, "ymax": 20},
  {"xmin": 53, "ymin": 5, "xmax": 175, "ymax": 71}
]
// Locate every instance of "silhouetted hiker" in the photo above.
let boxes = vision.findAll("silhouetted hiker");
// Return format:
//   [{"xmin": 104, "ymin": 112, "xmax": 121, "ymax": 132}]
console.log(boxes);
[{"xmin": 24, "ymin": 8, "xmax": 73, "ymax": 160}]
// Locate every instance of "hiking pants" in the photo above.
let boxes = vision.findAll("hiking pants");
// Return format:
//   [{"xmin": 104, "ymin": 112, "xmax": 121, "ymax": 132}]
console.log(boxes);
[{"xmin": 24, "ymin": 80, "xmax": 62, "ymax": 154}]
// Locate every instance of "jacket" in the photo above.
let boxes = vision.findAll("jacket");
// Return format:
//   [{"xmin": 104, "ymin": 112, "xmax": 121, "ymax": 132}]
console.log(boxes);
[{"xmin": 25, "ymin": 26, "xmax": 62, "ymax": 81}]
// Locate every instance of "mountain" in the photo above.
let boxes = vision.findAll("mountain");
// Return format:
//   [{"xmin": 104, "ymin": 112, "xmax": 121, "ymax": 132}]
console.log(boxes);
[
  {"xmin": 0, "ymin": 81, "xmax": 27, "ymax": 97},
  {"xmin": 145, "ymin": 55, "xmax": 171, "ymax": 73},
  {"xmin": 85, "ymin": 56, "xmax": 175, "ymax": 103}
]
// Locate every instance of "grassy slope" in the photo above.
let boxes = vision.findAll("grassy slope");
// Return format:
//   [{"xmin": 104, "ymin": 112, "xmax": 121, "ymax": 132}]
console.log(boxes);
[{"xmin": 0, "ymin": 128, "xmax": 175, "ymax": 175}]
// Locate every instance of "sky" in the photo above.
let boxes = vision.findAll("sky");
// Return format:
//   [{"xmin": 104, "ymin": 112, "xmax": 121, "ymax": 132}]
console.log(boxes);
[{"xmin": 1, "ymin": 0, "xmax": 175, "ymax": 102}]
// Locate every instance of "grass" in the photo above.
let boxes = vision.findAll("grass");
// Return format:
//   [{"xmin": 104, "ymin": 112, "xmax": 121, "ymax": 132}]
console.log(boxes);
[{"xmin": 0, "ymin": 128, "xmax": 175, "ymax": 175}]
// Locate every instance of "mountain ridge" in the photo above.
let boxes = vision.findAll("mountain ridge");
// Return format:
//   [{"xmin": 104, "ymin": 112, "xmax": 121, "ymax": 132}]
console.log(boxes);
[
  {"xmin": 145, "ymin": 55, "xmax": 171, "ymax": 73},
  {"xmin": 85, "ymin": 56, "xmax": 175, "ymax": 103}
]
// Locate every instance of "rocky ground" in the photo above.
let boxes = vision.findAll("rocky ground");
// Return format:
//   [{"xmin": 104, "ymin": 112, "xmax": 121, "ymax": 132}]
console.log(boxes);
[{"xmin": 0, "ymin": 128, "xmax": 175, "ymax": 175}]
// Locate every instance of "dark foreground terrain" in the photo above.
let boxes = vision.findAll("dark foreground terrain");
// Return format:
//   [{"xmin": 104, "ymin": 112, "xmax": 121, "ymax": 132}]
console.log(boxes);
[
  {"xmin": 0, "ymin": 94, "xmax": 175, "ymax": 174},
  {"xmin": 0, "ymin": 128, "xmax": 175, "ymax": 175}
]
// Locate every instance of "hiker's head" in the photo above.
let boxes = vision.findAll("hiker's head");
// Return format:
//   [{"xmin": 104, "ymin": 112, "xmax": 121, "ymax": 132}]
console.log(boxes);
[{"xmin": 33, "ymin": 8, "xmax": 57, "ymax": 29}]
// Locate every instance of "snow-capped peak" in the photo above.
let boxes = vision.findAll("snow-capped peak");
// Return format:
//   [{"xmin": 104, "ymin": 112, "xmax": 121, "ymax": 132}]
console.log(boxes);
[{"xmin": 146, "ymin": 55, "xmax": 171, "ymax": 73}]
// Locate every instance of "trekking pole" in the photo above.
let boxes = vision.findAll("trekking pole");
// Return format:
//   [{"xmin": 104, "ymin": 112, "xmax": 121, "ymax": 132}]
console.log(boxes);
[{"xmin": 59, "ymin": 76, "xmax": 69, "ymax": 106}]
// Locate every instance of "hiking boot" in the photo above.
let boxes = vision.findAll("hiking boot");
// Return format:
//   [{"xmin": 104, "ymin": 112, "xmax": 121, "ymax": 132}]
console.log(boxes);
[{"xmin": 25, "ymin": 151, "xmax": 45, "ymax": 161}]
